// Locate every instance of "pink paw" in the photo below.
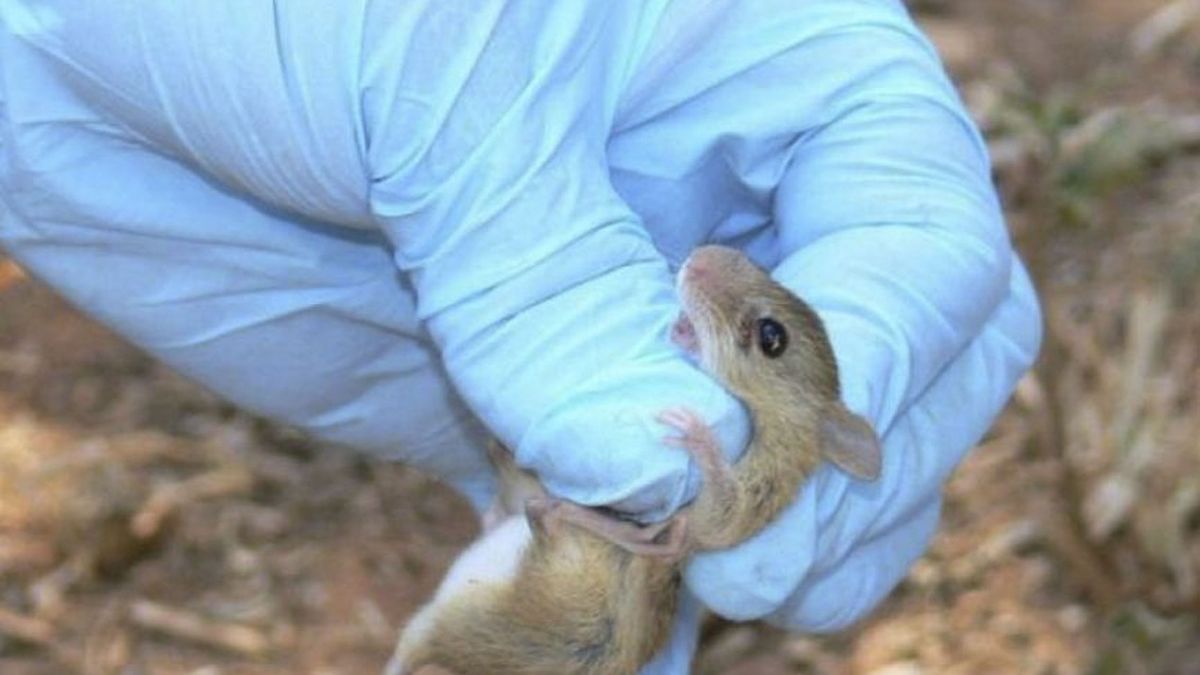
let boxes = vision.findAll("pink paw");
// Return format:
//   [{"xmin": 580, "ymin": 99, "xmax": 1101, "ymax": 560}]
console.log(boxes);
[{"xmin": 656, "ymin": 407, "xmax": 719, "ymax": 457}]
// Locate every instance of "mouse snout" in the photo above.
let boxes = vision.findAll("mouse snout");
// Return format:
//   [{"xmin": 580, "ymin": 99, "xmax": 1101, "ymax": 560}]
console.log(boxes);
[
  {"xmin": 680, "ymin": 246, "xmax": 741, "ymax": 298},
  {"xmin": 681, "ymin": 246, "xmax": 723, "ymax": 281},
  {"xmin": 685, "ymin": 245, "xmax": 742, "ymax": 278},
  {"xmin": 681, "ymin": 258, "xmax": 710, "ymax": 285}
]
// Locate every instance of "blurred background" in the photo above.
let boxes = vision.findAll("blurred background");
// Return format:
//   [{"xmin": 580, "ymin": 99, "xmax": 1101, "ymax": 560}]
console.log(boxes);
[{"xmin": 0, "ymin": 0, "xmax": 1197, "ymax": 673}]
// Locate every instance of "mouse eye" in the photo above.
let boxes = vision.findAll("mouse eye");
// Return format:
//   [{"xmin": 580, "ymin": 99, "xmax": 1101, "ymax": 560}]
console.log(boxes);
[{"xmin": 757, "ymin": 318, "xmax": 788, "ymax": 358}]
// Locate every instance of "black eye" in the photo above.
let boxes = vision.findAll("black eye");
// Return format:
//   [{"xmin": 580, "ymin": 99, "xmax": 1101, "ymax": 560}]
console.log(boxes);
[{"xmin": 757, "ymin": 318, "xmax": 788, "ymax": 358}]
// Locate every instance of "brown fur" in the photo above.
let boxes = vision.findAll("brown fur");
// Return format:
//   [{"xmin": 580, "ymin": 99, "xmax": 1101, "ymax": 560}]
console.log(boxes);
[
  {"xmin": 403, "ymin": 528, "xmax": 681, "ymax": 674},
  {"xmin": 390, "ymin": 245, "xmax": 880, "ymax": 674},
  {"xmin": 676, "ymin": 245, "xmax": 850, "ymax": 548}
]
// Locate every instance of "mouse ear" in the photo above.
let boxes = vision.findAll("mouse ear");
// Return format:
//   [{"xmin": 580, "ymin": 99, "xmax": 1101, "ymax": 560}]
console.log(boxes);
[{"xmin": 819, "ymin": 405, "xmax": 882, "ymax": 481}]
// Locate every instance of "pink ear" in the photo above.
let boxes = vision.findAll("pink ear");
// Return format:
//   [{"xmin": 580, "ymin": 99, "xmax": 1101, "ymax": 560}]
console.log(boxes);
[{"xmin": 819, "ymin": 405, "xmax": 882, "ymax": 481}]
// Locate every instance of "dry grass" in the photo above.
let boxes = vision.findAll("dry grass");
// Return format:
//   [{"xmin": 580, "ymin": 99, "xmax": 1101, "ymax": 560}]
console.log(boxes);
[{"xmin": 0, "ymin": 293, "xmax": 477, "ymax": 674}]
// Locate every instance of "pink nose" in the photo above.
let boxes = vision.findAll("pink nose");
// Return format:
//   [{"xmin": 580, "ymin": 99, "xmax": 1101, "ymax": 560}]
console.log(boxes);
[
  {"xmin": 683, "ymin": 245, "xmax": 735, "ymax": 283},
  {"xmin": 683, "ymin": 258, "xmax": 710, "ymax": 282}
]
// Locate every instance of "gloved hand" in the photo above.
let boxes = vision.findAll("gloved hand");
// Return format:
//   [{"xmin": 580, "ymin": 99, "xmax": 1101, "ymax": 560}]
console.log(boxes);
[
  {"xmin": 1, "ymin": 0, "xmax": 746, "ymax": 521},
  {"xmin": 0, "ymin": 1, "xmax": 1041, "ymax": 672},
  {"xmin": 613, "ymin": 1, "xmax": 1044, "ymax": 636},
  {"xmin": 611, "ymin": 3, "xmax": 1041, "ymax": 668}
]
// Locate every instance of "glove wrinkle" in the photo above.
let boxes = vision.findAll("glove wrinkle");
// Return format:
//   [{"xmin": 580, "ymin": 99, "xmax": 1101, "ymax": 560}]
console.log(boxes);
[{"xmin": 0, "ymin": 2, "xmax": 1044, "ymax": 672}]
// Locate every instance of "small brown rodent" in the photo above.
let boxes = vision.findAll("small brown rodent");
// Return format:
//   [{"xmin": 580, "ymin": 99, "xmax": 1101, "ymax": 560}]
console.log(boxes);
[{"xmin": 386, "ymin": 245, "xmax": 881, "ymax": 675}]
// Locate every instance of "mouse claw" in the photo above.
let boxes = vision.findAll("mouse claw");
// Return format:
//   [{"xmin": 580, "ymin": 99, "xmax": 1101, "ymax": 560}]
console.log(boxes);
[
  {"xmin": 656, "ymin": 407, "xmax": 703, "ymax": 433},
  {"xmin": 657, "ymin": 408, "xmax": 717, "ymax": 453}
]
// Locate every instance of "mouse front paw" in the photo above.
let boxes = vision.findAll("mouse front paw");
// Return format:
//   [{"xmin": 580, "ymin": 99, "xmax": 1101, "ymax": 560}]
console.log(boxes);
[
  {"xmin": 658, "ymin": 407, "xmax": 716, "ymax": 453},
  {"xmin": 656, "ymin": 407, "xmax": 730, "ymax": 480}
]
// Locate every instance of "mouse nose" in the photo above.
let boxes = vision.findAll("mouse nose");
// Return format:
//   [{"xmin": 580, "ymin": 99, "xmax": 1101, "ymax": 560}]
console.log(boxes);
[
  {"xmin": 679, "ymin": 256, "xmax": 716, "ymax": 295},
  {"xmin": 683, "ymin": 245, "xmax": 736, "ymax": 281},
  {"xmin": 682, "ymin": 257, "xmax": 709, "ymax": 281}
]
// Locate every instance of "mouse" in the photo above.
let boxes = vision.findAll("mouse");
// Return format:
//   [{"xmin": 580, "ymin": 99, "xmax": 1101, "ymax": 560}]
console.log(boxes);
[{"xmin": 385, "ymin": 245, "xmax": 882, "ymax": 675}]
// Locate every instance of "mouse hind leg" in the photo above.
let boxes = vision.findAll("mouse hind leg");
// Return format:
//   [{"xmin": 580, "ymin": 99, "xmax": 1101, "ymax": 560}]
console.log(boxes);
[
  {"xmin": 525, "ymin": 498, "xmax": 688, "ymax": 560},
  {"xmin": 482, "ymin": 441, "xmax": 547, "ymax": 530}
]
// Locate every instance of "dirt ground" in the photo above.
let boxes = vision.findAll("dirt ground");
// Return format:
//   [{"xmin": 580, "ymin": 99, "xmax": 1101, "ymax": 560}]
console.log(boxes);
[{"xmin": 1, "ymin": 1, "xmax": 1198, "ymax": 673}]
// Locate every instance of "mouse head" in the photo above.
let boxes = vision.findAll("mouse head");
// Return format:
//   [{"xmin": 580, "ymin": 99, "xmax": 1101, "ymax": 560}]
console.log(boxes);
[
  {"xmin": 673, "ymin": 246, "xmax": 883, "ymax": 481},
  {"xmin": 672, "ymin": 246, "xmax": 839, "ymax": 403}
]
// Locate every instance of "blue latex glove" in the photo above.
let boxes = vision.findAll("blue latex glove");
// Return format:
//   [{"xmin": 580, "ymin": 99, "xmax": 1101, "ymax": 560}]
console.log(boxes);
[
  {"xmin": 0, "ymin": 1, "xmax": 1041, "ymax": 672},
  {"xmin": 611, "ymin": 2, "xmax": 1044, "ymax": 635}
]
